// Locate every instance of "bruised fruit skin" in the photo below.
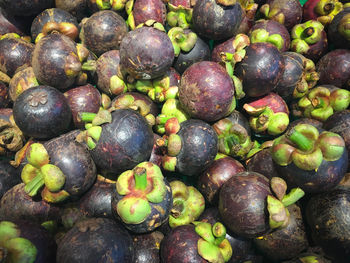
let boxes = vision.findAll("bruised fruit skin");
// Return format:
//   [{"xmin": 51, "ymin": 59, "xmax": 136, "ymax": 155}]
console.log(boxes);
[
  {"xmin": 13, "ymin": 86, "xmax": 72, "ymax": 139},
  {"xmin": 0, "ymin": 36, "xmax": 34, "ymax": 78},
  {"xmin": 80, "ymin": 10, "xmax": 128, "ymax": 57},
  {"xmin": 235, "ymin": 43, "xmax": 285, "ymax": 98},
  {"xmin": 271, "ymin": 123, "xmax": 348, "ymax": 193},
  {"xmin": 179, "ymin": 61, "xmax": 236, "ymax": 122},
  {"xmin": 120, "ymin": 26, "xmax": 174, "ymax": 80},
  {"xmin": 168, "ymin": 180, "xmax": 205, "ymax": 228},
  {"xmin": 31, "ymin": 8, "xmax": 79, "ymax": 42},
  {"xmin": 111, "ymin": 162, "xmax": 172, "ymax": 233},
  {"xmin": 197, "ymin": 156, "xmax": 245, "ymax": 205},
  {"xmin": 219, "ymin": 171, "xmax": 272, "ymax": 238},
  {"xmin": 56, "ymin": 218, "xmax": 135, "ymax": 263},
  {"xmin": 316, "ymin": 49, "xmax": 350, "ymax": 90},
  {"xmin": 64, "ymin": 84, "xmax": 102, "ymax": 129},
  {"xmin": 306, "ymin": 187, "xmax": 350, "ymax": 263},
  {"xmin": 0, "ymin": 0, "xmax": 54, "ymax": 17},
  {"xmin": 31, "ymin": 33, "xmax": 86, "ymax": 90},
  {"xmin": 0, "ymin": 184, "xmax": 60, "ymax": 223},
  {"xmin": 192, "ymin": 0, "xmax": 244, "ymax": 40}
]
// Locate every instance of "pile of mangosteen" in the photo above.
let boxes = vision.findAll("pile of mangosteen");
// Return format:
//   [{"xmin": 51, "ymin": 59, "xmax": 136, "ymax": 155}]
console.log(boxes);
[{"xmin": 0, "ymin": 0, "xmax": 350, "ymax": 262}]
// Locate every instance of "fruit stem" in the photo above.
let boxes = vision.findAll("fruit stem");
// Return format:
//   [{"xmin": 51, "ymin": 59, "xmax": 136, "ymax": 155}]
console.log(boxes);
[
  {"xmin": 79, "ymin": 112, "xmax": 97, "ymax": 123},
  {"xmin": 323, "ymin": 3, "xmax": 334, "ymax": 13},
  {"xmin": 282, "ymin": 187, "xmax": 305, "ymax": 207},
  {"xmin": 171, "ymin": 199, "xmax": 185, "ymax": 218},
  {"xmin": 134, "ymin": 167, "xmax": 147, "ymax": 190},
  {"xmin": 302, "ymin": 27, "xmax": 315, "ymax": 38},
  {"xmin": 287, "ymin": 130, "xmax": 314, "ymax": 152},
  {"xmin": 81, "ymin": 60, "xmax": 97, "ymax": 72},
  {"xmin": 24, "ymin": 172, "xmax": 44, "ymax": 196}
]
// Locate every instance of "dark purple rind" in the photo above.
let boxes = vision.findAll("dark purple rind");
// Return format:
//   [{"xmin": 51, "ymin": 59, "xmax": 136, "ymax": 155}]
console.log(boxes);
[
  {"xmin": 133, "ymin": 231, "xmax": 164, "ymax": 263},
  {"xmin": 55, "ymin": 0, "xmax": 88, "ymax": 21},
  {"xmin": 56, "ymin": 217, "xmax": 135, "ymax": 262},
  {"xmin": 328, "ymin": 8, "xmax": 350, "ymax": 49},
  {"xmin": 246, "ymin": 148, "xmax": 280, "ymax": 180},
  {"xmin": 0, "ymin": 0, "xmax": 54, "ymax": 17},
  {"xmin": 0, "ymin": 159, "xmax": 21, "ymax": 199},
  {"xmin": 219, "ymin": 171, "xmax": 272, "ymax": 238},
  {"xmin": 133, "ymin": 0, "xmax": 167, "ymax": 27}
]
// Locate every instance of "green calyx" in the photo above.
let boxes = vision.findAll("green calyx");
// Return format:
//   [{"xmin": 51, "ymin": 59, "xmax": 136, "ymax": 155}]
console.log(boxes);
[
  {"xmin": 96, "ymin": 0, "xmax": 112, "ymax": 10},
  {"xmin": 109, "ymin": 75, "xmax": 127, "ymax": 96},
  {"xmin": 168, "ymin": 27, "xmax": 197, "ymax": 56},
  {"xmin": 213, "ymin": 118, "xmax": 254, "ymax": 160},
  {"xmin": 0, "ymin": 221, "xmax": 37, "ymax": 263},
  {"xmin": 267, "ymin": 177, "xmax": 305, "ymax": 229},
  {"xmin": 259, "ymin": 4, "xmax": 285, "ymax": 25},
  {"xmin": 116, "ymin": 162, "xmax": 167, "ymax": 224},
  {"xmin": 249, "ymin": 29, "xmax": 284, "ymax": 51},
  {"xmin": 111, "ymin": 0, "xmax": 129, "ymax": 11},
  {"xmin": 133, "ymin": 75, "xmax": 179, "ymax": 103},
  {"xmin": 21, "ymin": 143, "xmax": 69, "ymax": 203},
  {"xmin": 167, "ymin": 3, "xmax": 193, "ymax": 29},
  {"xmin": 169, "ymin": 181, "xmax": 205, "ymax": 228},
  {"xmin": 76, "ymin": 108, "xmax": 111, "ymax": 150},
  {"xmin": 134, "ymin": 19, "xmax": 165, "ymax": 32},
  {"xmin": 194, "ymin": 221, "xmax": 232, "ymax": 263},
  {"xmin": 271, "ymin": 123, "xmax": 345, "ymax": 171},
  {"xmin": 297, "ymin": 86, "xmax": 350, "ymax": 122},
  {"xmin": 299, "ymin": 255, "xmax": 321, "ymax": 263},
  {"xmin": 338, "ymin": 13, "xmax": 350, "ymax": 41},
  {"xmin": 291, "ymin": 20, "xmax": 324, "ymax": 46},
  {"xmin": 315, "ymin": 0, "xmax": 344, "ymax": 25},
  {"xmin": 246, "ymin": 106, "xmax": 289, "ymax": 136},
  {"xmin": 155, "ymin": 99, "xmax": 189, "ymax": 134}
]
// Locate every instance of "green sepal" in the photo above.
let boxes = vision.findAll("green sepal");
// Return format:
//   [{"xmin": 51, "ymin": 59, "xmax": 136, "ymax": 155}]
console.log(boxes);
[
  {"xmin": 5, "ymin": 237, "xmax": 37, "ymax": 263},
  {"xmin": 110, "ymin": 75, "xmax": 127, "ymax": 95},
  {"xmin": 117, "ymin": 196, "xmax": 152, "ymax": 224},
  {"xmin": 21, "ymin": 164, "xmax": 39, "ymax": 185},
  {"xmin": 291, "ymin": 147, "xmax": 323, "ymax": 171},
  {"xmin": 267, "ymin": 195, "xmax": 289, "ymax": 229},
  {"xmin": 299, "ymin": 255, "xmax": 320, "ymax": 263},
  {"xmin": 0, "ymin": 221, "xmax": 20, "ymax": 246},
  {"xmin": 197, "ymin": 238, "xmax": 225, "ymax": 263},
  {"xmin": 41, "ymin": 188, "xmax": 70, "ymax": 203},
  {"xmin": 195, "ymin": 222, "xmax": 215, "ymax": 243},
  {"xmin": 41, "ymin": 164, "xmax": 66, "ymax": 193},
  {"xmin": 281, "ymin": 187, "xmax": 305, "ymax": 207},
  {"xmin": 219, "ymin": 239, "xmax": 233, "ymax": 262},
  {"xmin": 26, "ymin": 143, "xmax": 49, "ymax": 168},
  {"xmin": 317, "ymin": 131, "xmax": 345, "ymax": 161},
  {"xmin": 96, "ymin": 0, "xmax": 111, "ymax": 10},
  {"xmin": 92, "ymin": 109, "xmax": 112, "ymax": 126},
  {"xmin": 267, "ymin": 112, "xmax": 289, "ymax": 136},
  {"xmin": 116, "ymin": 170, "xmax": 134, "ymax": 196}
]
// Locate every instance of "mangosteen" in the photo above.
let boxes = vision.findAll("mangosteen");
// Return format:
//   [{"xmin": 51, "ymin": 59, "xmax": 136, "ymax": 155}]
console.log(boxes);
[
  {"xmin": 192, "ymin": 0, "xmax": 244, "ymax": 40},
  {"xmin": 258, "ymin": 0, "xmax": 302, "ymax": 30},
  {"xmin": 179, "ymin": 61, "xmax": 236, "ymax": 122},
  {"xmin": 0, "ymin": 220, "xmax": 56, "ymax": 262},
  {"xmin": 271, "ymin": 123, "xmax": 348, "ymax": 193},
  {"xmin": 305, "ymin": 186, "xmax": 350, "ymax": 262},
  {"xmin": 212, "ymin": 110, "xmax": 255, "ymax": 160},
  {"xmin": 77, "ymin": 108, "xmax": 154, "ymax": 176},
  {"xmin": 81, "ymin": 50, "xmax": 128, "ymax": 97},
  {"xmin": 119, "ymin": 25, "xmax": 174, "ymax": 80},
  {"xmin": 127, "ymin": 0, "xmax": 167, "ymax": 29},
  {"xmin": 243, "ymin": 92, "xmax": 290, "ymax": 136},
  {"xmin": 168, "ymin": 180, "xmax": 205, "ymax": 228},
  {"xmin": 275, "ymin": 52, "xmax": 319, "ymax": 103},
  {"xmin": 290, "ymin": 20, "xmax": 328, "ymax": 62},
  {"xmin": 56, "ymin": 217, "xmax": 135, "ymax": 262},
  {"xmin": 0, "ymin": 0, "xmax": 54, "ymax": 17},
  {"xmin": 13, "ymin": 85, "xmax": 72, "ymax": 139},
  {"xmin": 80, "ymin": 10, "xmax": 129, "ymax": 56},
  {"xmin": 0, "ymin": 36, "xmax": 34, "ymax": 78},
  {"xmin": 8, "ymin": 67, "xmax": 39, "ymax": 102},
  {"xmin": 168, "ymin": 27, "xmax": 211, "ymax": 74},
  {"xmin": 32, "ymin": 33, "xmax": 91, "ymax": 90},
  {"xmin": 160, "ymin": 222, "xmax": 233, "ymax": 263},
  {"xmin": 197, "ymin": 155, "xmax": 245, "ymax": 205},
  {"xmin": 0, "ymin": 183, "xmax": 60, "ymax": 223},
  {"xmin": 316, "ymin": 49, "xmax": 350, "ymax": 89},
  {"xmin": 234, "ymin": 42, "xmax": 285, "ymax": 98},
  {"xmin": 166, "ymin": 0, "xmax": 194, "ymax": 29},
  {"xmin": 248, "ymin": 19, "xmax": 290, "ymax": 52},
  {"xmin": 64, "ymin": 84, "xmax": 102, "ymax": 129},
  {"xmin": 20, "ymin": 132, "xmax": 97, "ymax": 203},
  {"xmin": 133, "ymin": 231, "xmax": 164, "ymax": 263},
  {"xmin": 328, "ymin": 7, "xmax": 350, "ymax": 49},
  {"xmin": 31, "ymin": 8, "xmax": 79, "ymax": 42},
  {"xmin": 254, "ymin": 204, "xmax": 309, "ymax": 262},
  {"xmin": 0, "ymin": 7, "xmax": 28, "ymax": 36},
  {"xmin": 159, "ymin": 118, "xmax": 218, "ymax": 176}
]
